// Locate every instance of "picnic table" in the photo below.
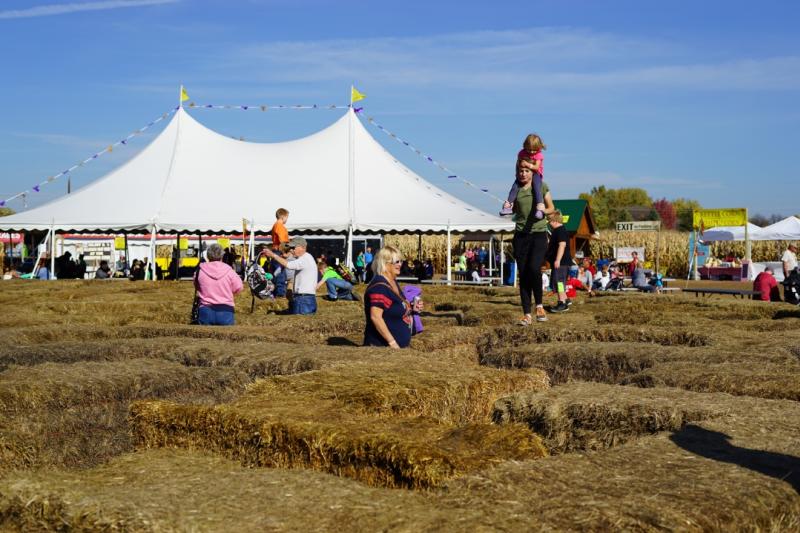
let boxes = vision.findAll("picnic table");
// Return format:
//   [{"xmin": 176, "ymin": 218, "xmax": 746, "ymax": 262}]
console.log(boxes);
[{"xmin": 682, "ymin": 288, "xmax": 760, "ymax": 299}]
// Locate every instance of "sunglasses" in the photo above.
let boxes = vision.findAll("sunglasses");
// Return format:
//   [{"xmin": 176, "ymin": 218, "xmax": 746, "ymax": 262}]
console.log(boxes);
[{"xmin": 392, "ymin": 259, "xmax": 403, "ymax": 265}]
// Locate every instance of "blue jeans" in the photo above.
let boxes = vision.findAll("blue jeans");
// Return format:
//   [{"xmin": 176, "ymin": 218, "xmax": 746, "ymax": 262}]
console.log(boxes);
[
  {"xmin": 198, "ymin": 304, "xmax": 235, "ymax": 326},
  {"xmin": 291, "ymin": 294, "xmax": 317, "ymax": 315},
  {"xmin": 326, "ymin": 278, "xmax": 354, "ymax": 300},
  {"xmin": 271, "ymin": 259, "xmax": 287, "ymax": 297}
]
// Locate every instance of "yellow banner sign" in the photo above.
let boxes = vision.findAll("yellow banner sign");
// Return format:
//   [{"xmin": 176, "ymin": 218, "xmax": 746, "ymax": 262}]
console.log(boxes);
[
  {"xmin": 693, "ymin": 208, "xmax": 747, "ymax": 230},
  {"xmin": 114, "ymin": 237, "xmax": 126, "ymax": 250},
  {"xmin": 217, "ymin": 238, "xmax": 231, "ymax": 249}
]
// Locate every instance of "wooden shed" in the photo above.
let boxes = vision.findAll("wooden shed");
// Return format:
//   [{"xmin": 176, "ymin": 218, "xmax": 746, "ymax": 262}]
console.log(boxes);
[{"xmin": 553, "ymin": 199, "xmax": 597, "ymax": 257}]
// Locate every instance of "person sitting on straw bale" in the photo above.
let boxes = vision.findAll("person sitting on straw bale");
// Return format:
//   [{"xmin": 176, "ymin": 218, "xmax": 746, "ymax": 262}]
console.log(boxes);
[
  {"xmin": 592, "ymin": 263, "xmax": 611, "ymax": 291},
  {"xmin": 753, "ymin": 266, "xmax": 781, "ymax": 302},
  {"xmin": 262, "ymin": 237, "xmax": 317, "ymax": 315},
  {"xmin": 631, "ymin": 266, "xmax": 656, "ymax": 293},
  {"xmin": 316, "ymin": 260, "xmax": 359, "ymax": 301},
  {"xmin": 194, "ymin": 243, "xmax": 243, "ymax": 326},
  {"xmin": 94, "ymin": 260, "xmax": 111, "ymax": 279},
  {"xmin": 363, "ymin": 245, "xmax": 424, "ymax": 349}
]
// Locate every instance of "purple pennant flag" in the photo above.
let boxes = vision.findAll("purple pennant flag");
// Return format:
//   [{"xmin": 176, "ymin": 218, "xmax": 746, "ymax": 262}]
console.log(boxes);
[
  {"xmin": 354, "ymin": 107, "xmax": 363, "ymax": 113},
  {"xmin": 448, "ymin": 175, "xmax": 457, "ymax": 179},
  {"xmin": 0, "ymin": 201, "xmax": 5, "ymax": 207},
  {"xmin": 426, "ymin": 156, "xmax": 433, "ymax": 162},
  {"xmin": 242, "ymin": 106, "xmax": 249, "ymax": 110},
  {"xmin": 206, "ymin": 104, "xmax": 213, "ymax": 108},
  {"xmin": 32, "ymin": 185, "xmax": 40, "ymax": 192},
  {"xmin": 480, "ymin": 187, "xmax": 489, "ymax": 192}
]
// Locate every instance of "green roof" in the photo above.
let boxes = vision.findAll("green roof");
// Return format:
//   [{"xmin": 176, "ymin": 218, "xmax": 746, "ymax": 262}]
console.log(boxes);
[{"xmin": 553, "ymin": 199, "xmax": 595, "ymax": 234}]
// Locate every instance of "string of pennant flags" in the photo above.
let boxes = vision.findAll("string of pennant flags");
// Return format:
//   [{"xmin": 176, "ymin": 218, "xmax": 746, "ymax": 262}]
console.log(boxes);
[
  {"xmin": 355, "ymin": 110, "xmax": 504, "ymax": 204},
  {"xmin": 3, "ymin": 86, "xmax": 502, "ymax": 209},
  {"xmin": 0, "ymin": 107, "xmax": 179, "ymax": 208}
]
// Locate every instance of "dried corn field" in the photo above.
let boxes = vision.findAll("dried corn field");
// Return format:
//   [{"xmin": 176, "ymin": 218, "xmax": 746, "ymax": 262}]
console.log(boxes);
[
  {"xmin": 386, "ymin": 232, "xmax": 796, "ymax": 278},
  {"xmin": 0, "ymin": 279, "xmax": 799, "ymax": 531}
]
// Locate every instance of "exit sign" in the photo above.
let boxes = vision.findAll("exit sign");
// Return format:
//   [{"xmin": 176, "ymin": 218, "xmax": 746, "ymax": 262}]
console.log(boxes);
[{"xmin": 615, "ymin": 221, "xmax": 661, "ymax": 231}]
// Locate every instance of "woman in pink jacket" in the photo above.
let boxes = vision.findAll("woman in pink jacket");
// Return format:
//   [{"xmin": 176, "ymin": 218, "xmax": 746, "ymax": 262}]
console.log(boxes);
[{"xmin": 195, "ymin": 243, "xmax": 243, "ymax": 326}]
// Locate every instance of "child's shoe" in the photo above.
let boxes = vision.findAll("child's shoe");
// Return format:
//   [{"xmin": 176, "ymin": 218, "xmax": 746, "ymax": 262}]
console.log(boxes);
[
  {"xmin": 499, "ymin": 206, "xmax": 514, "ymax": 216},
  {"xmin": 535, "ymin": 306, "xmax": 548, "ymax": 322},
  {"xmin": 534, "ymin": 210, "xmax": 544, "ymax": 220}
]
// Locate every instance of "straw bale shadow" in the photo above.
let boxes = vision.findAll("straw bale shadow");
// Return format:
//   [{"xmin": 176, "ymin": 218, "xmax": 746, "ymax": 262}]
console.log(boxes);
[
  {"xmin": 327, "ymin": 337, "xmax": 359, "ymax": 347},
  {"xmin": 670, "ymin": 425, "xmax": 800, "ymax": 493}
]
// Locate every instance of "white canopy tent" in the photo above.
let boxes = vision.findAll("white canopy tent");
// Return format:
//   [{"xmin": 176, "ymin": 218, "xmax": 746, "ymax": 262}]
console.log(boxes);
[
  {"xmin": 760, "ymin": 216, "xmax": 800, "ymax": 241},
  {"xmin": 0, "ymin": 107, "xmax": 513, "ymax": 278},
  {"xmin": 0, "ymin": 108, "xmax": 512, "ymax": 234},
  {"xmin": 700, "ymin": 218, "xmax": 800, "ymax": 242},
  {"xmin": 700, "ymin": 223, "xmax": 763, "ymax": 242}
]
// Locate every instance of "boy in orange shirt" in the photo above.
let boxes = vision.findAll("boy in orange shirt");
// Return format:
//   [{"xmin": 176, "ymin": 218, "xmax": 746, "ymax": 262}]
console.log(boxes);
[{"xmin": 270, "ymin": 208, "xmax": 290, "ymax": 297}]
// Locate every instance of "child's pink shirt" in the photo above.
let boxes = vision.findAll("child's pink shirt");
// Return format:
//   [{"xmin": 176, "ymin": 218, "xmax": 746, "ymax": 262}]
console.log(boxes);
[{"xmin": 517, "ymin": 149, "xmax": 544, "ymax": 176}]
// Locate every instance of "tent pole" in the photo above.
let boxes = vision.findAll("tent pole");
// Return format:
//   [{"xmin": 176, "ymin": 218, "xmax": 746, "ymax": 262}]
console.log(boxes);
[
  {"xmin": 174, "ymin": 234, "xmax": 180, "ymax": 281},
  {"xmin": 31, "ymin": 230, "xmax": 49, "ymax": 280},
  {"xmin": 744, "ymin": 209, "xmax": 752, "ymax": 277},
  {"xmin": 489, "ymin": 235, "xmax": 494, "ymax": 278},
  {"xmin": 500, "ymin": 235, "xmax": 505, "ymax": 285},
  {"xmin": 149, "ymin": 225, "xmax": 157, "ymax": 281},
  {"xmin": 248, "ymin": 219, "xmax": 255, "ymax": 263},
  {"xmin": 417, "ymin": 232, "xmax": 422, "ymax": 262},
  {"xmin": 346, "ymin": 224, "xmax": 354, "ymax": 269},
  {"xmin": 124, "ymin": 232, "xmax": 130, "ymax": 279},
  {"xmin": 49, "ymin": 223, "xmax": 55, "ymax": 281},
  {"xmin": 446, "ymin": 224, "xmax": 452, "ymax": 285}
]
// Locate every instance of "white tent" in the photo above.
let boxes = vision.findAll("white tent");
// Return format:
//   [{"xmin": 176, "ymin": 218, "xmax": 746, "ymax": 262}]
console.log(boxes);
[
  {"xmin": 0, "ymin": 108, "xmax": 513, "ymax": 235},
  {"xmin": 759, "ymin": 216, "xmax": 800, "ymax": 241},
  {"xmin": 700, "ymin": 223, "xmax": 763, "ymax": 242}
]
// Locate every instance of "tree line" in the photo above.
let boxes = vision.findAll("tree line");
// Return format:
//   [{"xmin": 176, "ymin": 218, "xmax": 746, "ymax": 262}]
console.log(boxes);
[{"xmin": 578, "ymin": 186, "xmax": 793, "ymax": 231}]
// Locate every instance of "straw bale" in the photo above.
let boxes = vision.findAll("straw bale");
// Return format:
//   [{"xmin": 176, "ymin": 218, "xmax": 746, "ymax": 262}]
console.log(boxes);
[
  {"xmin": 480, "ymin": 342, "xmax": 662, "ymax": 384},
  {"xmin": 0, "ymin": 359, "xmax": 248, "ymax": 413},
  {"xmin": 447, "ymin": 382, "xmax": 800, "ymax": 529},
  {"xmin": 0, "ymin": 337, "xmax": 367, "ymax": 377},
  {"xmin": 444, "ymin": 431, "xmax": 800, "ymax": 531},
  {"xmin": 624, "ymin": 361, "xmax": 800, "ymax": 400},
  {"xmin": 131, "ymin": 359, "xmax": 549, "ymax": 488},
  {"xmin": 0, "ymin": 449, "xmax": 453, "ymax": 532},
  {"xmin": 132, "ymin": 400, "xmax": 546, "ymax": 489},
  {"xmin": 492, "ymin": 382, "xmax": 725, "ymax": 453},
  {"xmin": 477, "ymin": 326, "xmax": 711, "ymax": 358},
  {"xmin": 0, "ymin": 360, "xmax": 249, "ymax": 472},
  {"xmin": 240, "ymin": 358, "xmax": 549, "ymax": 423}
]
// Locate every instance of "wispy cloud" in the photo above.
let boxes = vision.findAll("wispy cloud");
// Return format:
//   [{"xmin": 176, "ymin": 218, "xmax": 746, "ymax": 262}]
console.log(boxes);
[
  {"xmin": 205, "ymin": 28, "xmax": 800, "ymax": 92},
  {"xmin": 0, "ymin": 0, "xmax": 179, "ymax": 20}
]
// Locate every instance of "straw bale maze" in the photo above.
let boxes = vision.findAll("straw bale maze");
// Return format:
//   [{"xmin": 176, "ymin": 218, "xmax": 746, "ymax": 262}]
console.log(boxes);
[{"xmin": 1, "ymin": 280, "xmax": 799, "ymax": 531}]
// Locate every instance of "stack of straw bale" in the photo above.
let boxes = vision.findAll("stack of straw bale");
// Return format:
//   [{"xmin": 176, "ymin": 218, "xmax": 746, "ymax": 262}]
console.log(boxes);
[{"xmin": 132, "ymin": 357, "xmax": 550, "ymax": 489}]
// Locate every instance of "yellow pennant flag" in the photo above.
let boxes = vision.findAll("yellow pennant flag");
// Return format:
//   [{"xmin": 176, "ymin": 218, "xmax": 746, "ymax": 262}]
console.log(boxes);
[
  {"xmin": 180, "ymin": 86, "xmax": 190, "ymax": 102},
  {"xmin": 351, "ymin": 86, "xmax": 366, "ymax": 103},
  {"xmin": 242, "ymin": 218, "xmax": 249, "ymax": 233}
]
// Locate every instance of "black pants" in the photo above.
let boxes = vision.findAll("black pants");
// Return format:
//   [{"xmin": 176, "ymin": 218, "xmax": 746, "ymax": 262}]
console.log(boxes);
[{"xmin": 513, "ymin": 231, "xmax": 548, "ymax": 314}]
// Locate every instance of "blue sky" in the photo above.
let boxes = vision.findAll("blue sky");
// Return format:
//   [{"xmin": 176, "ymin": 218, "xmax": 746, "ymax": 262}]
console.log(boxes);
[{"xmin": 1, "ymin": 0, "xmax": 798, "ymax": 217}]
